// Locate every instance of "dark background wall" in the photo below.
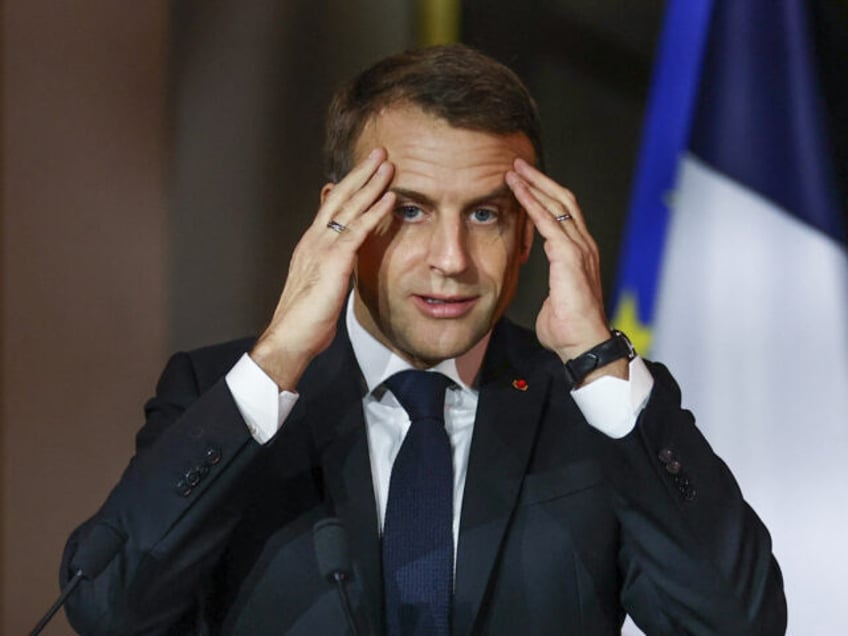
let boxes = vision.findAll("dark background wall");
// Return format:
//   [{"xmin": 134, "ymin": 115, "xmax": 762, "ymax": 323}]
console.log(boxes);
[{"xmin": 0, "ymin": 1, "xmax": 702, "ymax": 633}]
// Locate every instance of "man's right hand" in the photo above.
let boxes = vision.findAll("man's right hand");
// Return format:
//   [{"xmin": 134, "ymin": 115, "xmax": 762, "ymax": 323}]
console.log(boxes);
[{"xmin": 250, "ymin": 147, "xmax": 396, "ymax": 391}]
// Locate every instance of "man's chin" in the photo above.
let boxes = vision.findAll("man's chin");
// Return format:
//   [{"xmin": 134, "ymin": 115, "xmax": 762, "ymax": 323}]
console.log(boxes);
[{"xmin": 392, "ymin": 328, "xmax": 488, "ymax": 367}]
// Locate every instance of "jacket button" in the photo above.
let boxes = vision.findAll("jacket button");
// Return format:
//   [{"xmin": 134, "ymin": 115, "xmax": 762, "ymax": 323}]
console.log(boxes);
[
  {"xmin": 186, "ymin": 468, "xmax": 201, "ymax": 487},
  {"xmin": 665, "ymin": 460, "xmax": 682, "ymax": 475},
  {"xmin": 176, "ymin": 479, "xmax": 192, "ymax": 497},
  {"xmin": 205, "ymin": 447, "xmax": 222, "ymax": 465},
  {"xmin": 658, "ymin": 448, "xmax": 674, "ymax": 464}
]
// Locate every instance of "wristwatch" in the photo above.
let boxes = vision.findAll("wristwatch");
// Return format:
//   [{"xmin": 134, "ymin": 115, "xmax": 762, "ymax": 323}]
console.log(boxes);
[{"xmin": 563, "ymin": 329, "xmax": 636, "ymax": 388}]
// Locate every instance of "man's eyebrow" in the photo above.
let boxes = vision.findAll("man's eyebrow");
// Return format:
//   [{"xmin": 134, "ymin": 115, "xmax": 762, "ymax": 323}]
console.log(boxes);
[
  {"xmin": 390, "ymin": 185, "xmax": 518, "ymax": 209},
  {"xmin": 466, "ymin": 185, "xmax": 518, "ymax": 209},
  {"xmin": 390, "ymin": 188, "xmax": 437, "ymax": 208}
]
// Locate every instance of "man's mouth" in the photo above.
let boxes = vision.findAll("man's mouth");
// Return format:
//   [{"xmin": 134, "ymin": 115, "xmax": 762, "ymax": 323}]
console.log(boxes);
[
  {"xmin": 424, "ymin": 297, "xmax": 456, "ymax": 304},
  {"xmin": 412, "ymin": 294, "xmax": 479, "ymax": 318}
]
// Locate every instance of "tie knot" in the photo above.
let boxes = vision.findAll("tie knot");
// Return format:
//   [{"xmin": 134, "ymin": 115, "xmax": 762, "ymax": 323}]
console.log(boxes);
[{"xmin": 385, "ymin": 370, "xmax": 452, "ymax": 421}]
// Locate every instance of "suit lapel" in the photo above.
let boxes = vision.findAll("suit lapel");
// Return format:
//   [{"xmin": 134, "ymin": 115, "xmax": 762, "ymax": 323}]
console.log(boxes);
[
  {"xmin": 298, "ymin": 325, "xmax": 384, "ymax": 635},
  {"xmin": 452, "ymin": 323, "xmax": 552, "ymax": 635}
]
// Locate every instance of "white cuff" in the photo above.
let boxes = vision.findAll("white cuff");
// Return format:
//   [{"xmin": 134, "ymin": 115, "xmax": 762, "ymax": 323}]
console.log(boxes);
[
  {"xmin": 570, "ymin": 356, "xmax": 654, "ymax": 439},
  {"xmin": 225, "ymin": 353, "xmax": 299, "ymax": 444}
]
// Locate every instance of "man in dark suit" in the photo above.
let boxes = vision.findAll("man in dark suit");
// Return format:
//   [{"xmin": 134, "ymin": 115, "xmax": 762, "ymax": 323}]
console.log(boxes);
[{"xmin": 62, "ymin": 45, "xmax": 786, "ymax": 635}]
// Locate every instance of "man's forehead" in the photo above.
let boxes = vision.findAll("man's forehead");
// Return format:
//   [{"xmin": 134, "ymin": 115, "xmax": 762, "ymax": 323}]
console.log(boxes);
[
  {"xmin": 353, "ymin": 105, "xmax": 535, "ymax": 165},
  {"xmin": 353, "ymin": 106, "xmax": 438, "ymax": 156}
]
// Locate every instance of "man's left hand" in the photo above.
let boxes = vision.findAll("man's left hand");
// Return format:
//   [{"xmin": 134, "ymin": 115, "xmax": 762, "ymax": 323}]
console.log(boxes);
[{"xmin": 505, "ymin": 158, "xmax": 627, "ymax": 383}]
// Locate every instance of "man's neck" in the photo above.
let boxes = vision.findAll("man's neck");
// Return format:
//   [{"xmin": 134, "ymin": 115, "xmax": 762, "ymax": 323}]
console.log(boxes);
[{"xmin": 345, "ymin": 292, "xmax": 490, "ymax": 391}]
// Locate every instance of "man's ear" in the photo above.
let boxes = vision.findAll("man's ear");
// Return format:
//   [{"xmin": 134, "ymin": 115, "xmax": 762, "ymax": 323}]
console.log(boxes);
[
  {"xmin": 320, "ymin": 182, "xmax": 335, "ymax": 205},
  {"xmin": 519, "ymin": 212, "xmax": 535, "ymax": 263}
]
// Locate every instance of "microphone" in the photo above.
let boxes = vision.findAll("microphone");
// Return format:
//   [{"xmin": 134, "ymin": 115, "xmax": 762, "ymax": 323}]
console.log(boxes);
[
  {"xmin": 30, "ymin": 523, "xmax": 126, "ymax": 636},
  {"xmin": 313, "ymin": 517, "xmax": 361, "ymax": 636}
]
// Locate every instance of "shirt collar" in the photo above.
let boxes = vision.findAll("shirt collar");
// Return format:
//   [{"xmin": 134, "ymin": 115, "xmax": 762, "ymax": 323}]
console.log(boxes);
[{"xmin": 345, "ymin": 292, "xmax": 486, "ymax": 395}]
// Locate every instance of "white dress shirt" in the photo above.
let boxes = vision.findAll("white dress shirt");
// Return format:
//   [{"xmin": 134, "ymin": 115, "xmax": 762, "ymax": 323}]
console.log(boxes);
[{"xmin": 225, "ymin": 295, "xmax": 654, "ymax": 552}]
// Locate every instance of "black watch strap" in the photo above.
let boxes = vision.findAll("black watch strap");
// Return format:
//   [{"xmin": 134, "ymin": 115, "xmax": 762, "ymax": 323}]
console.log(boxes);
[{"xmin": 563, "ymin": 329, "xmax": 636, "ymax": 388}]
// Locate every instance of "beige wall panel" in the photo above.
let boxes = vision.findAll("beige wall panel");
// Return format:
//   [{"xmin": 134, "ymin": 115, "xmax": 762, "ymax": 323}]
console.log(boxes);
[{"xmin": 1, "ymin": 2, "xmax": 168, "ymax": 633}]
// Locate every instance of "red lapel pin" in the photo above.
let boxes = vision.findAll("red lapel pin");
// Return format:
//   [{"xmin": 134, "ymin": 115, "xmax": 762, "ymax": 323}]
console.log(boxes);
[{"xmin": 512, "ymin": 378, "xmax": 528, "ymax": 391}]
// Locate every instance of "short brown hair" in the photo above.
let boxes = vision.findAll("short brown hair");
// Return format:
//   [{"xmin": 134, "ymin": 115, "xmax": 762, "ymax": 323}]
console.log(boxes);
[{"xmin": 324, "ymin": 44, "xmax": 544, "ymax": 181}]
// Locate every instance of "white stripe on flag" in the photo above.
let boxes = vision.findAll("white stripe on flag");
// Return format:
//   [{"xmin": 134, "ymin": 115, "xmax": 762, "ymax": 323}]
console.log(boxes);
[{"xmin": 653, "ymin": 154, "xmax": 848, "ymax": 632}]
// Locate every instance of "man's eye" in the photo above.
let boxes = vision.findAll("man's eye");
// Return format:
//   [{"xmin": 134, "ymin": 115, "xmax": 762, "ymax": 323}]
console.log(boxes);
[
  {"xmin": 396, "ymin": 205, "xmax": 424, "ymax": 221},
  {"xmin": 470, "ymin": 208, "xmax": 498, "ymax": 224}
]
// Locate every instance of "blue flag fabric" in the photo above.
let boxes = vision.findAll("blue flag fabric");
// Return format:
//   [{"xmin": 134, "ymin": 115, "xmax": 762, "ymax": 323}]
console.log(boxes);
[{"xmin": 690, "ymin": 1, "xmax": 844, "ymax": 241}]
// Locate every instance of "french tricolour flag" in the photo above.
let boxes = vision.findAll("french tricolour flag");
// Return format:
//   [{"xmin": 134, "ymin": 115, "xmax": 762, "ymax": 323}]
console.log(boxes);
[{"xmin": 612, "ymin": 1, "xmax": 847, "ymax": 633}]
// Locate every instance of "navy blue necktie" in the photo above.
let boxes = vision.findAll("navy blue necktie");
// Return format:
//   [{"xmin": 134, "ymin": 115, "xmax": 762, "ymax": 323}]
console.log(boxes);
[{"xmin": 383, "ymin": 370, "xmax": 454, "ymax": 636}]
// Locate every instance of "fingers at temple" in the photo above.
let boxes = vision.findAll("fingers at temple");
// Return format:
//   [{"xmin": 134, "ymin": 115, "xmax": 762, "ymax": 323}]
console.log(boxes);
[{"xmin": 318, "ymin": 147, "xmax": 392, "ymax": 224}]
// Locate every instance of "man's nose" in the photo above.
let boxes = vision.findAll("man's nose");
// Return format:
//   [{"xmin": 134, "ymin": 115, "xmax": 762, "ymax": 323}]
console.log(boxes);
[{"xmin": 427, "ymin": 214, "xmax": 469, "ymax": 276}]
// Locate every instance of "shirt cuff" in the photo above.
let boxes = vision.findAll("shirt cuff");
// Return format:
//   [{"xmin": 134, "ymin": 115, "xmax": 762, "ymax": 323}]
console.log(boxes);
[
  {"xmin": 569, "ymin": 356, "xmax": 654, "ymax": 439},
  {"xmin": 225, "ymin": 353, "xmax": 299, "ymax": 444}
]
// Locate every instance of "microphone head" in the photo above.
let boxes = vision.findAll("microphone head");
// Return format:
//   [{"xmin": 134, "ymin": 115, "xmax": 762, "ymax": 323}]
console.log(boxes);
[
  {"xmin": 70, "ymin": 523, "xmax": 126, "ymax": 579},
  {"xmin": 313, "ymin": 517, "xmax": 353, "ymax": 582}
]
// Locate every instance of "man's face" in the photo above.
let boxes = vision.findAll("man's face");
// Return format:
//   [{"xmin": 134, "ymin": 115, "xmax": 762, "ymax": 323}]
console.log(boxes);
[{"xmin": 345, "ymin": 105, "xmax": 535, "ymax": 367}]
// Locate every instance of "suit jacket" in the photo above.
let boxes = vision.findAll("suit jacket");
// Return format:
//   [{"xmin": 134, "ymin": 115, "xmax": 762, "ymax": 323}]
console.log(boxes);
[{"xmin": 62, "ymin": 319, "xmax": 786, "ymax": 635}]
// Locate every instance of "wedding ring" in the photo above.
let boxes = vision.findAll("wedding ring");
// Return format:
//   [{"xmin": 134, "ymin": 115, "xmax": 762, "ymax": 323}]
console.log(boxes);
[
  {"xmin": 555, "ymin": 214, "xmax": 573, "ymax": 222},
  {"xmin": 327, "ymin": 220, "xmax": 346, "ymax": 233}
]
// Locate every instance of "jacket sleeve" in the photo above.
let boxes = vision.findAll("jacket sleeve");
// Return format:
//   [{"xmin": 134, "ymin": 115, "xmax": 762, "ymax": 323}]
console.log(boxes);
[
  {"xmin": 61, "ymin": 349, "xmax": 267, "ymax": 635},
  {"xmin": 609, "ymin": 362, "xmax": 786, "ymax": 635}
]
